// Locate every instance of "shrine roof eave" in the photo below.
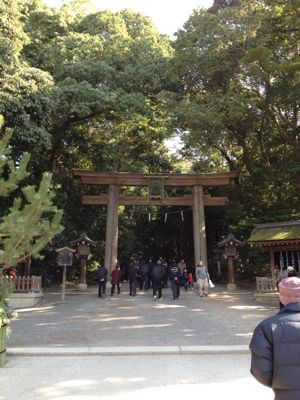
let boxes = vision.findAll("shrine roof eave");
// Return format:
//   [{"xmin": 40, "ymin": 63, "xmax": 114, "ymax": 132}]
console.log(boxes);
[
  {"xmin": 73, "ymin": 170, "xmax": 237, "ymax": 187},
  {"xmin": 248, "ymin": 239, "xmax": 300, "ymax": 247},
  {"xmin": 69, "ymin": 232, "xmax": 97, "ymax": 247},
  {"xmin": 218, "ymin": 232, "xmax": 244, "ymax": 247},
  {"xmin": 248, "ymin": 221, "xmax": 300, "ymax": 243}
]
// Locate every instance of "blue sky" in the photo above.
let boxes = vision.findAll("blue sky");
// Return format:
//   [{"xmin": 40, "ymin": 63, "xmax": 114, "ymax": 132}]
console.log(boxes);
[{"xmin": 44, "ymin": 0, "xmax": 214, "ymax": 36}]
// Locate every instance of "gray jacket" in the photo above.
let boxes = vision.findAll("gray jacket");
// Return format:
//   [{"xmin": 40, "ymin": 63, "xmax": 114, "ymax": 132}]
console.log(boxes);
[
  {"xmin": 249, "ymin": 302, "xmax": 300, "ymax": 400},
  {"xmin": 195, "ymin": 266, "xmax": 208, "ymax": 280}
]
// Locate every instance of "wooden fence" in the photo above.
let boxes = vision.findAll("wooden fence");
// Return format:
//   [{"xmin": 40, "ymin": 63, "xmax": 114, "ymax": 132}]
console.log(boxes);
[
  {"xmin": 256, "ymin": 276, "xmax": 277, "ymax": 293},
  {"xmin": 1, "ymin": 275, "xmax": 42, "ymax": 292}
]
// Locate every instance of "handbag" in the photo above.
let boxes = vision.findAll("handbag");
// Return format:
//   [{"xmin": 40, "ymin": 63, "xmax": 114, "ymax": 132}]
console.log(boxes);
[
  {"xmin": 208, "ymin": 279, "xmax": 214, "ymax": 288},
  {"xmin": 206, "ymin": 271, "xmax": 214, "ymax": 288}
]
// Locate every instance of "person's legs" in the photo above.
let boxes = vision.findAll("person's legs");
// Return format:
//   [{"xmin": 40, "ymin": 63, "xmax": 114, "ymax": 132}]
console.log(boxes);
[
  {"xmin": 177, "ymin": 282, "xmax": 180, "ymax": 299},
  {"xmin": 99, "ymin": 282, "xmax": 105, "ymax": 298},
  {"xmin": 158, "ymin": 281, "xmax": 163, "ymax": 299},
  {"xmin": 203, "ymin": 279, "xmax": 208, "ymax": 296},
  {"xmin": 153, "ymin": 280, "xmax": 158, "ymax": 298},
  {"xmin": 132, "ymin": 279, "xmax": 137, "ymax": 296},
  {"xmin": 111, "ymin": 283, "xmax": 115, "ymax": 296},
  {"xmin": 198, "ymin": 279, "xmax": 204, "ymax": 296},
  {"xmin": 145, "ymin": 275, "xmax": 150, "ymax": 290},
  {"xmin": 171, "ymin": 280, "xmax": 176, "ymax": 299},
  {"xmin": 139, "ymin": 278, "xmax": 144, "ymax": 290},
  {"xmin": 117, "ymin": 283, "xmax": 120, "ymax": 294}
]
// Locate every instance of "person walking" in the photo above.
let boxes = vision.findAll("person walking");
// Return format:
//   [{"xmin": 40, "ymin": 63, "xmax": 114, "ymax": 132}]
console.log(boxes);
[
  {"xmin": 169, "ymin": 260, "xmax": 181, "ymax": 300},
  {"xmin": 111, "ymin": 262, "xmax": 122, "ymax": 296},
  {"xmin": 177, "ymin": 258, "xmax": 187, "ymax": 275},
  {"xmin": 151, "ymin": 259, "xmax": 164, "ymax": 300},
  {"xmin": 161, "ymin": 260, "xmax": 169, "ymax": 288},
  {"xmin": 128, "ymin": 259, "xmax": 139, "ymax": 296},
  {"xmin": 144, "ymin": 259, "xmax": 153, "ymax": 290},
  {"xmin": 195, "ymin": 260, "xmax": 209, "ymax": 297},
  {"xmin": 188, "ymin": 272, "xmax": 194, "ymax": 290},
  {"xmin": 182, "ymin": 267, "xmax": 189, "ymax": 291},
  {"xmin": 97, "ymin": 263, "xmax": 108, "ymax": 298},
  {"xmin": 139, "ymin": 260, "xmax": 148, "ymax": 290},
  {"xmin": 250, "ymin": 276, "xmax": 300, "ymax": 400}
]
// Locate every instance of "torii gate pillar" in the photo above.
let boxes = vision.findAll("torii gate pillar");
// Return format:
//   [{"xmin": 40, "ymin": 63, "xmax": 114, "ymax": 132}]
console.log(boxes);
[
  {"xmin": 104, "ymin": 184, "xmax": 119, "ymax": 273},
  {"xmin": 193, "ymin": 186, "xmax": 207, "ymax": 266}
]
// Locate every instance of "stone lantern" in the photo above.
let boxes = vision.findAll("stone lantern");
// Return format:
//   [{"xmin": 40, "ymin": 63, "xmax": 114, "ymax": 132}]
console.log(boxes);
[
  {"xmin": 70, "ymin": 232, "xmax": 96, "ymax": 290},
  {"xmin": 218, "ymin": 233, "xmax": 244, "ymax": 291}
]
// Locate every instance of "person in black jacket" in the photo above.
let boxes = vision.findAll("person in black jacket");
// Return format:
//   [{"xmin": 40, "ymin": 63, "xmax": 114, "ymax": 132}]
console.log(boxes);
[
  {"xmin": 250, "ymin": 276, "xmax": 300, "ymax": 400},
  {"xmin": 169, "ymin": 260, "xmax": 181, "ymax": 300},
  {"xmin": 128, "ymin": 259, "xmax": 140, "ymax": 296},
  {"xmin": 97, "ymin": 264, "xmax": 108, "ymax": 298},
  {"xmin": 151, "ymin": 259, "xmax": 164, "ymax": 300},
  {"xmin": 140, "ymin": 260, "xmax": 150, "ymax": 290}
]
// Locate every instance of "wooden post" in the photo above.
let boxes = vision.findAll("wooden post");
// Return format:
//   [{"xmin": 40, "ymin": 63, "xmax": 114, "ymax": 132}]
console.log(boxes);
[
  {"xmin": 79, "ymin": 256, "xmax": 87, "ymax": 284},
  {"xmin": 111, "ymin": 186, "xmax": 119, "ymax": 274},
  {"xmin": 227, "ymin": 256, "xmax": 235, "ymax": 284},
  {"xmin": 192, "ymin": 186, "xmax": 208, "ymax": 266},
  {"xmin": 24, "ymin": 253, "xmax": 31, "ymax": 276},
  {"xmin": 217, "ymin": 260, "xmax": 221, "ymax": 278},
  {"xmin": 193, "ymin": 186, "xmax": 201, "ymax": 265},
  {"xmin": 104, "ymin": 184, "xmax": 119, "ymax": 275},
  {"xmin": 270, "ymin": 250, "xmax": 275, "ymax": 270},
  {"xmin": 62, "ymin": 265, "xmax": 67, "ymax": 302},
  {"xmin": 198, "ymin": 186, "xmax": 207, "ymax": 266}
]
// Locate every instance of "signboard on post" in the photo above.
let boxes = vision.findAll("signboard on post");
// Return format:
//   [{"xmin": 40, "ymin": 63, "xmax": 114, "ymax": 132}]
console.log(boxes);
[
  {"xmin": 56, "ymin": 247, "xmax": 76, "ymax": 302},
  {"xmin": 224, "ymin": 245, "xmax": 238, "ymax": 258}
]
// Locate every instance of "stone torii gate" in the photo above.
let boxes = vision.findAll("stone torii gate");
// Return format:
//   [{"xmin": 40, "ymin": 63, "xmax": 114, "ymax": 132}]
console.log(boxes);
[{"xmin": 73, "ymin": 171, "xmax": 237, "ymax": 274}]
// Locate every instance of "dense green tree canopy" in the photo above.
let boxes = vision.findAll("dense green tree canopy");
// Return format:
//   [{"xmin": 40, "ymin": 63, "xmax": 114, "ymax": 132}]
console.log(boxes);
[
  {"xmin": 0, "ymin": 0, "xmax": 299, "ymax": 280},
  {"xmin": 1, "ymin": 0, "xmax": 178, "ymax": 279},
  {"xmin": 173, "ymin": 0, "xmax": 300, "ymax": 226}
]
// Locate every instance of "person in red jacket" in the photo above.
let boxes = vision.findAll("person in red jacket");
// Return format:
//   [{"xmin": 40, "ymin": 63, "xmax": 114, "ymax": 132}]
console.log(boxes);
[{"xmin": 111, "ymin": 262, "xmax": 122, "ymax": 296}]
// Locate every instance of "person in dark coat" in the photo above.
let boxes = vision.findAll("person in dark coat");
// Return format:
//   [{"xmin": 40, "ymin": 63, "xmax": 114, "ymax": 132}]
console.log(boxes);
[
  {"xmin": 151, "ymin": 259, "xmax": 164, "ymax": 300},
  {"xmin": 128, "ymin": 260, "xmax": 140, "ymax": 296},
  {"xmin": 147, "ymin": 259, "xmax": 154, "ymax": 289},
  {"xmin": 169, "ymin": 260, "xmax": 181, "ymax": 300},
  {"xmin": 250, "ymin": 276, "xmax": 300, "ymax": 400},
  {"xmin": 161, "ymin": 261, "xmax": 169, "ymax": 288},
  {"xmin": 140, "ymin": 260, "xmax": 149, "ymax": 290},
  {"xmin": 111, "ymin": 262, "xmax": 122, "ymax": 296},
  {"xmin": 97, "ymin": 264, "xmax": 108, "ymax": 298}
]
